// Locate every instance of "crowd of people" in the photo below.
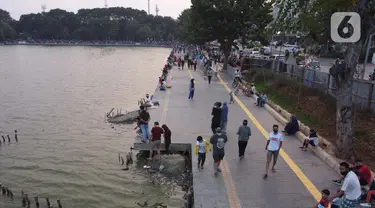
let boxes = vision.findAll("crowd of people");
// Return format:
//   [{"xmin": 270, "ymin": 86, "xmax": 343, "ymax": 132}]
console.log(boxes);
[{"xmin": 136, "ymin": 45, "xmax": 375, "ymax": 208}]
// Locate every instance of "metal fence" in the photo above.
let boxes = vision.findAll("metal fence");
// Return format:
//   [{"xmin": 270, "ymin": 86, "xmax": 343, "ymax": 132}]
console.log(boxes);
[{"xmin": 237, "ymin": 59, "xmax": 375, "ymax": 110}]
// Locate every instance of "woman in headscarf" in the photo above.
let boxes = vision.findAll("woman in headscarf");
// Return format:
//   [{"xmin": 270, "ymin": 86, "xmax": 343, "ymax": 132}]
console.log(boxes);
[
  {"xmin": 211, "ymin": 102, "xmax": 222, "ymax": 134},
  {"xmin": 283, "ymin": 115, "xmax": 299, "ymax": 135},
  {"xmin": 188, "ymin": 78, "xmax": 195, "ymax": 99},
  {"xmin": 161, "ymin": 124, "xmax": 172, "ymax": 155}
]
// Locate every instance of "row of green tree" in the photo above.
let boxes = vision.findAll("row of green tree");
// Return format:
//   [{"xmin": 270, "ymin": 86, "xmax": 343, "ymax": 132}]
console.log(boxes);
[
  {"xmin": 176, "ymin": 0, "xmax": 273, "ymax": 70},
  {"xmin": 0, "ymin": 7, "xmax": 177, "ymax": 41}
]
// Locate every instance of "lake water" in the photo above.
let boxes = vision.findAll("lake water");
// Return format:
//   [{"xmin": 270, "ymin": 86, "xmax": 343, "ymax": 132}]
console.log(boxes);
[{"xmin": 0, "ymin": 45, "xmax": 182, "ymax": 208}]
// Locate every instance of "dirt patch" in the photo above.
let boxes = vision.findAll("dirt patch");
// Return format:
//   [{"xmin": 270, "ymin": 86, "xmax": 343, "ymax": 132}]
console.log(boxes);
[{"xmin": 246, "ymin": 69, "xmax": 375, "ymax": 170}]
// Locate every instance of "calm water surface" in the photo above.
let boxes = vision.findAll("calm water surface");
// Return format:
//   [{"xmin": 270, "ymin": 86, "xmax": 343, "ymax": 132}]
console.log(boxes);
[{"xmin": 0, "ymin": 46, "xmax": 183, "ymax": 208}]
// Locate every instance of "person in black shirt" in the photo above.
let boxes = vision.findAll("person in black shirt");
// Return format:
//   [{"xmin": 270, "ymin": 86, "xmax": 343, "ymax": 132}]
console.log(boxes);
[
  {"xmin": 162, "ymin": 124, "xmax": 172, "ymax": 155},
  {"xmin": 211, "ymin": 102, "xmax": 222, "ymax": 134},
  {"xmin": 139, "ymin": 106, "xmax": 151, "ymax": 143}
]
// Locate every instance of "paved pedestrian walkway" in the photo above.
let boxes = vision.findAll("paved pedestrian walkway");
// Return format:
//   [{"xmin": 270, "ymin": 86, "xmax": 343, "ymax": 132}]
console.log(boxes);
[{"xmin": 147, "ymin": 64, "xmax": 340, "ymax": 208}]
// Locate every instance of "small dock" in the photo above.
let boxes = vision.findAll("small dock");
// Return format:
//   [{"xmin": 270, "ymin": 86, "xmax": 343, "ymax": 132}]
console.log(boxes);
[{"xmin": 132, "ymin": 64, "xmax": 339, "ymax": 207}]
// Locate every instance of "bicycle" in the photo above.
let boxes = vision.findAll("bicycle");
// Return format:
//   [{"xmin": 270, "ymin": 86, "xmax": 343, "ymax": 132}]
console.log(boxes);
[
  {"xmin": 234, "ymin": 83, "xmax": 253, "ymax": 97},
  {"xmin": 232, "ymin": 78, "xmax": 239, "ymax": 88}
]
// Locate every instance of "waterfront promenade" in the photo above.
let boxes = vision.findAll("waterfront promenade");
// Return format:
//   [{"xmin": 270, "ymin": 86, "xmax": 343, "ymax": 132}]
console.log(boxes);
[{"xmin": 147, "ymin": 64, "xmax": 339, "ymax": 208}]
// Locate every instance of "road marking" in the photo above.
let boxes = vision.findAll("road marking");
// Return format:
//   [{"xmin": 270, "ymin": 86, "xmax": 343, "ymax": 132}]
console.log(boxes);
[
  {"xmin": 160, "ymin": 91, "xmax": 170, "ymax": 124},
  {"xmin": 187, "ymin": 67, "xmax": 242, "ymax": 208},
  {"xmin": 217, "ymin": 74, "xmax": 321, "ymax": 203}
]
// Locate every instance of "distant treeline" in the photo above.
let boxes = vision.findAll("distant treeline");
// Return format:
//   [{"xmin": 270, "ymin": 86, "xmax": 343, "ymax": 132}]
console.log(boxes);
[{"xmin": 0, "ymin": 7, "xmax": 177, "ymax": 41}]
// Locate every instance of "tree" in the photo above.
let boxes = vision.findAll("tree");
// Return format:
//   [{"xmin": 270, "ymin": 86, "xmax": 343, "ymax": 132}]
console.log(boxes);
[
  {"xmin": 189, "ymin": 0, "xmax": 273, "ymax": 70},
  {"xmin": 274, "ymin": 0, "xmax": 375, "ymax": 158},
  {"xmin": 9, "ymin": 7, "xmax": 178, "ymax": 41}
]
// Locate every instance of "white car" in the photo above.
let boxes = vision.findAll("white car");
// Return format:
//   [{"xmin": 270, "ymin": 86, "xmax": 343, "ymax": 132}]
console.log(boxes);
[
  {"xmin": 269, "ymin": 55, "xmax": 285, "ymax": 62},
  {"xmin": 251, "ymin": 51, "xmax": 260, "ymax": 58}
]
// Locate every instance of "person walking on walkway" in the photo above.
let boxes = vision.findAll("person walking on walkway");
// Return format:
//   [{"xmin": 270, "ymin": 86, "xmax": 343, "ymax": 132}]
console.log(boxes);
[
  {"xmin": 188, "ymin": 78, "xmax": 195, "ymax": 100},
  {"xmin": 264, "ymin": 124, "xmax": 283, "ymax": 179},
  {"xmin": 149, "ymin": 121, "xmax": 164, "ymax": 160},
  {"xmin": 237, "ymin": 119, "xmax": 251, "ymax": 159},
  {"xmin": 162, "ymin": 124, "xmax": 171, "ymax": 155},
  {"xmin": 220, "ymin": 102, "xmax": 228, "ymax": 133},
  {"xmin": 329, "ymin": 162, "xmax": 361, "ymax": 208},
  {"xmin": 196, "ymin": 136, "xmax": 211, "ymax": 170},
  {"xmin": 210, "ymin": 127, "xmax": 227, "ymax": 176},
  {"xmin": 139, "ymin": 106, "xmax": 151, "ymax": 143},
  {"xmin": 207, "ymin": 68, "xmax": 213, "ymax": 84},
  {"xmin": 211, "ymin": 102, "xmax": 222, "ymax": 134},
  {"xmin": 181, "ymin": 59, "xmax": 185, "ymax": 69}
]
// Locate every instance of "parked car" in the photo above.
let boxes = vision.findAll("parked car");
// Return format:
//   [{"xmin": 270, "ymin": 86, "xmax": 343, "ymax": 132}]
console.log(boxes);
[
  {"xmin": 302, "ymin": 60, "xmax": 321, "ymax": 70},
  {"xmin": 269, "ymin": 55, "xmax": 285, "ymax": 62},
  {"xmin": 251, "ymin": 51, "xmax": 260, "ymax": 58}
]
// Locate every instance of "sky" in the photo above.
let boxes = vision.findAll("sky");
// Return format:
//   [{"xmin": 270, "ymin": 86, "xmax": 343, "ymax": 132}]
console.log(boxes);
[{"xmin": 0, "ymin": 0, "xmax": 192, "ymax": 20}]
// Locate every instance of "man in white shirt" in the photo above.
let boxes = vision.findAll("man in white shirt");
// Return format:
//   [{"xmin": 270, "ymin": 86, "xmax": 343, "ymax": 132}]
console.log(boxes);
[
  {"xmin": 233, "ymin": 68, "xmax": 243, "ymax": 84},
  {"xmin": 329, "ymin": 162, "xmax": 361, "ymax": 208},
  {"xmin": 264, "ymin": 124, "xmax": 283, "ymax": 179},
  {"xmin": 145, "ymin": 94, "xmax": 153, "ymax": 106}
]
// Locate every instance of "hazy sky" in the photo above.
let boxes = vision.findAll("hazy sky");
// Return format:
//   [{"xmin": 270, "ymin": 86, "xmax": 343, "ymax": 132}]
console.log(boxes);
[{"xmin": 1, "ymin": 0, "xmax": 192, "ymax": 20}]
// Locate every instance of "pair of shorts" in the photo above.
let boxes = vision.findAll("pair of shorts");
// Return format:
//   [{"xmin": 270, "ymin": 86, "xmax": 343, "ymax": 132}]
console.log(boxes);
[
  {"xmin": 151, "ymin": 140, "xmax": 161, "ymax": 150},
  {"xmin": 213, "ymin": 152, "xmax": 225, "ymax": 162},
  {"xmin": 309, "ymin": 140, "xmax": 317, "ymax": 147},
  {"xmin": 266, "ymin": 150, "xmax": 279, "ymax": 163}
]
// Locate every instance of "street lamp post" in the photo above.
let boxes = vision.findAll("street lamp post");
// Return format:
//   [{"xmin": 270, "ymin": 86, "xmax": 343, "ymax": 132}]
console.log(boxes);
[{"xmin": 363, "ymin": 33, "xmax": 375, "ymax": 79}]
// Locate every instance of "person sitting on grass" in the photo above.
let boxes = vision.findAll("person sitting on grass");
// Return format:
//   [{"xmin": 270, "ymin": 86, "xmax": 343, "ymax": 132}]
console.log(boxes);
[
  {"xmin": 282, "ymin": 115, "xmax": 300, "ymax": 135},
  {"xmin": 299, "ymin": 129, "xmax": 319, "ymax": 151},
  {"xmin": 256, "ymin": 92, "xmax": 267, "ymax": 107}
]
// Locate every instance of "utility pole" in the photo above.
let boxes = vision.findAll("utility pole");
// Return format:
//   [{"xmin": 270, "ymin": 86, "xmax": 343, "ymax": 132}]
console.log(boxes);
[
  {"xmin": 148, "ymin": 0, "xmax": 150, "ymax": 15},
  {"xmin": 104, "ymin": 0, "xmax": 108, "ymax": 8},
  {"xmin": 155, "ymin": 4, "xmax": 159, "ymax": 16},
  {"xmin": 41, "ymin": 4, "xmax": 47, "ymax": 12}
]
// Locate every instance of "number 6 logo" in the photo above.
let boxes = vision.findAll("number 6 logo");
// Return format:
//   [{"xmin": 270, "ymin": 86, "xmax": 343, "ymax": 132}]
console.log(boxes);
[{"xmin": 331, "ymin": 12, "xmax": 361, "ymax": 43}]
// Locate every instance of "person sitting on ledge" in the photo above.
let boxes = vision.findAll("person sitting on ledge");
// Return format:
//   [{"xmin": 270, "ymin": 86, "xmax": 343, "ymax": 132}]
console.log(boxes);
[
  {"xmin": 282, "ymin": 115, "xmax": 300, "ymax": 135},
  {"xmin": 159, "ymin": 79, "xmax": 166, "ymax": 91},
  {"xmin": 256, "ymin": 92, "xmax": 267, "ymax": 107},
  {"xmin": 299, "ymin": 129, "xmax": 319, "ymax": 151}
]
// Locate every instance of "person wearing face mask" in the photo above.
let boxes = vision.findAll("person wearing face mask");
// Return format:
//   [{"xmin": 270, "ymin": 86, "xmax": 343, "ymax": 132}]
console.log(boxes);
[
  {"xmin": 264, "ymin": 124, "xmax": 283, "ymax": 179},
  {"xmin": 329, "ymin": 162, "xmax": 361, "ymax": 208},
  {"xmin": 210, "ymin": 127, "xmax": 227, "ymax": 177}
]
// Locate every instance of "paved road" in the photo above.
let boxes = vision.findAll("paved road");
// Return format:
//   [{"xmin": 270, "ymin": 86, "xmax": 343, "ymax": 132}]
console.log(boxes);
[
  {"xmin": 147, "ymin": 64, "xmax": 340, "ymax": 208},
  {"xmin": 270, "ymin": 46, "xmax": 375, "ymax": 79}
]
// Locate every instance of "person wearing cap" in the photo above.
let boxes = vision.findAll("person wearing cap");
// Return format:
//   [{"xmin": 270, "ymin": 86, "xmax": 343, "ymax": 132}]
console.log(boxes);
[
  {"xmin": 237, "ymin": 120, "xmax": 252, "ymax": 159},
  {"xmin": 210, "ymin": 127, "xmax": 228, "ymax": 176}
]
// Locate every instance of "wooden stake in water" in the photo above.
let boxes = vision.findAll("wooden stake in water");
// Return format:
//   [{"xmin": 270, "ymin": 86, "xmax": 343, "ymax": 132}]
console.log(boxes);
[
  {"xmin": 7, "ymin": 135, "xmax": 11, "ymax": 143},
  {"xmin": 57, "ymin": 199, "xmax": 62, "ymax": 208},
  {"xmin": 2, "ymin": 135, "xmax": 6, "ymax": 143},
  {"xmin": 14, "ymin": 130, "xmax": 18, "ymax": 142},
  {"xmin": 34, "ymin": 196, "xmax": 40, "ymax": 208},
  {"xmin": 46, "ymin": 197, "xmax": 51, "ymax": 208}
]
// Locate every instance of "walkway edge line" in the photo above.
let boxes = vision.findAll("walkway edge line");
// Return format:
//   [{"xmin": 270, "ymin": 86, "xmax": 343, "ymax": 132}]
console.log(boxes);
[{"xmin": 217, "ymin": 74, "xmax": 321, "ymax": 202}]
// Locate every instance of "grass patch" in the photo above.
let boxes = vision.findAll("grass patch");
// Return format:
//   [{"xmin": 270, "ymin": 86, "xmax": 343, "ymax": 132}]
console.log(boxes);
[{"xmin": 255, "ymin": 82, "xmax": 318, "ymax": 127}]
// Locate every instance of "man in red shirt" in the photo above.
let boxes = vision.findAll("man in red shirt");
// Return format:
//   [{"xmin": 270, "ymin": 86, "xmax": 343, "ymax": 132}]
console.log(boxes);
[
  {"xmin": 149, "ymin": 121, "xmax": 164, "ymax": 160},
  {"xmin": 353, "ymin": 159, "xmax": 372, "ymax": 186}
]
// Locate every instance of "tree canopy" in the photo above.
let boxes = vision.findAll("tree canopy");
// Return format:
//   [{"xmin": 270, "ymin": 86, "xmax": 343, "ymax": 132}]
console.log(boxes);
[
  {"xmin": 0, "ymin": 7, "xmax": 178, "ymax": 41},
  {"xmin": 273, "ymin": 0, "xmax": 375, "ymax": 158},
  {"xmin": 177, "ymin": 0, "xmax": 273, "ymax": 69}
]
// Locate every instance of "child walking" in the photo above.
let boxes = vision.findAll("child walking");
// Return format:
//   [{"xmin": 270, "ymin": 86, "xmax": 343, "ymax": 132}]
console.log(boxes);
[{"xmin": 195, "ymin": 136, "xmax": 211, "ymax": 170}]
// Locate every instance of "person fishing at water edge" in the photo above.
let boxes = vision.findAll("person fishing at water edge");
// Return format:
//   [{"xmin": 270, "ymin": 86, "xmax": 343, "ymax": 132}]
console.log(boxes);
[{"xmin": 139, "ymin": 105, "xmax": 151, "ymax": 143}]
